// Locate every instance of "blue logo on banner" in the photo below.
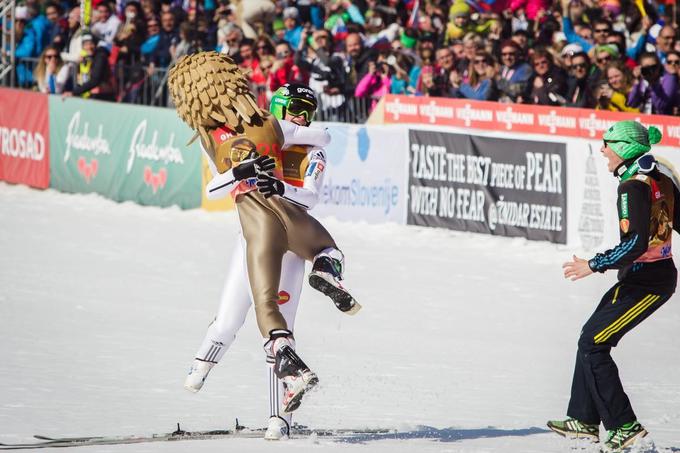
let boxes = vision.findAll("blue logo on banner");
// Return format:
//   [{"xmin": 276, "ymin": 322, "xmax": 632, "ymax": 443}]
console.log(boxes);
[{"xmin": 357, "ymin": 127, "xmax": 370, "ymax": 162}]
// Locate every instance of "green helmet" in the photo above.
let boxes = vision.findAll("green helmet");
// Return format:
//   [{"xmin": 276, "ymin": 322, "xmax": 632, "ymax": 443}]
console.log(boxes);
[
  {"xmin": 269, "ymin": 83, "xmax": 318, "ymax": 125},
  {"xmin": 603, "ymin": 120, "xmax": 662, "ymax": 161}
]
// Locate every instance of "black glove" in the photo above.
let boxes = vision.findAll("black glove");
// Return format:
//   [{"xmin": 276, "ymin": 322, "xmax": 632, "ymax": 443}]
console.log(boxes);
[
  {"xmin": 256, "ymin": 173, "xmax": 285, "ymax": 199},
  {"xmin": 232, "ymin": 155, "xmax": 276, "ymax": 181}
]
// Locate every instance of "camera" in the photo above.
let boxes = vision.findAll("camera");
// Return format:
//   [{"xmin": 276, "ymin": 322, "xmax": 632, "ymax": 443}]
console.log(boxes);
[{"xmin": 641, "ymin": 64, "xmax": 660, "ymax": 79}]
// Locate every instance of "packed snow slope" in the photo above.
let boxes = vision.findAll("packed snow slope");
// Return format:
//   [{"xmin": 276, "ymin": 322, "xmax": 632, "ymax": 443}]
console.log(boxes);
[{"xmin": 1, "ymin": 182, "xmax": 679, "ymax": 452}]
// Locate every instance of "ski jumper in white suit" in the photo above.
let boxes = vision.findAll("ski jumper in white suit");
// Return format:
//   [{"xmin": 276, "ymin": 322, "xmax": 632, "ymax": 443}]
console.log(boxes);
[{"xmin": 192, "ymin": 120, "xmax": 329, "ymax": 426}]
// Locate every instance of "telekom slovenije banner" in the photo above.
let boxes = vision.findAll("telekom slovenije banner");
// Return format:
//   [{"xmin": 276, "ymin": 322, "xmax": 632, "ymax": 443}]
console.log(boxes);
[
  {"xmin": 49, "ymin": 96, "xmax": 202, "ymax": 209},
  {"xmin": 380, "ymin": 95, "xmax": 680, "ymax": 147},
  {"xmin": 0, "ymin": 88, "xmax": 50, "ymax": 188}
]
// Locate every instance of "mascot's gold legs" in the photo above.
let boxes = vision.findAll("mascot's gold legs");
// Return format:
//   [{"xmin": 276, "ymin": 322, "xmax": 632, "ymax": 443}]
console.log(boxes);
[{"xmin": 237, "ymin": 191, "xmax": 337, "ymax": 336}]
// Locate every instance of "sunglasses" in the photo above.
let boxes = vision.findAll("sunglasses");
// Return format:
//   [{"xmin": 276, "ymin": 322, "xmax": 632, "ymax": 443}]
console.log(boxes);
[
  {"xmin": 533, "ymin": 60, "xmax": 548, "ymax": 66},
  {"xmin": 501, "ymin": 52, "xmax": 516, "ymax": 57},
  {"xmin": 570, "ymin": 63, "xmax": 588, "ymax": 70},
  {"xmin": 659, "ymin": 34, "xmax": 675, "ymax": 40},
  {"xmin": 667, "ymin": 59, "xmax": 680, "ymax": 66},
  {"xmin": 474, "ymin": 59, "xmax": 487, "ymax": 65},
  {"xmin": 45, "ymin": 54, "xmax": 58, "ymax": 59},
  {"xmin": 286, "ymin": 98, "xmax": 316, "ymax": 122},
  {"xmin": 597, "ymin": 56, "xmax": 612, "ymax": 63},
  {"xmin": 594, "ymin": 28, "xmax": 610, "ymax": 34}
]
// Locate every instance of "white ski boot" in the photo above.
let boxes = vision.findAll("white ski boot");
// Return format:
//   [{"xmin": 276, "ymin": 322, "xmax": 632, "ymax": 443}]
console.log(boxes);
[
  {"xmin": 264, "ymin": 416, "xmax": 290, "ymax": 440},
  {"xmin": 309, "ymin": 248, "xmax": 361, "ymax": 315},
  {"xmin": 184, "ymin": 359, "xmax": 215, "ymax": 393},
  {"xmin": 266, "ymin": 330, "xmax": 319, "ymax": 413}
]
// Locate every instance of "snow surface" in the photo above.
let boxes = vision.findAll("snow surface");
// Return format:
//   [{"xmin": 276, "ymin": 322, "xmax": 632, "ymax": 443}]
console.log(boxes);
[{"xmin": 1, "ymin": 182, "xmax": 679, "ymax": 453}]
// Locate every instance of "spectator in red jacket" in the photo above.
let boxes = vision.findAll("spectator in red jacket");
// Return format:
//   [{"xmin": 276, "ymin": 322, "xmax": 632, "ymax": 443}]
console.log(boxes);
[{"xmin": 268, "ymin": 41, "xmax": 308, "ymax": 91}]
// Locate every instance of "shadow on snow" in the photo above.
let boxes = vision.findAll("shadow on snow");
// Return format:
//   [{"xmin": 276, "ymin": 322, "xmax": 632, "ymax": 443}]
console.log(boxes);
[{"xmin": 331, "ymin": 426, "xmax": 550, "ymax": 444}]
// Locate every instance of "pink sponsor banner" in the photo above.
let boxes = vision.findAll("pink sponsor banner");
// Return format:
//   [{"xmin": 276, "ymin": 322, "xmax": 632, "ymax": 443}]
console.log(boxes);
[
  {"xmin": 382, "ymin": 95, "xmax": 680, "ymax": 146},
  {"xmin": 0, "ymin": 88, "xmax": 50, "ymax": 188}
]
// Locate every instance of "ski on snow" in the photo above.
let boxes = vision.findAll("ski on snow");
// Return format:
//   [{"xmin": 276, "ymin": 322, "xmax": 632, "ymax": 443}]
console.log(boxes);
[{"xmin": 0, "ymin": 421, "xmax": 394, "ymax": 449}]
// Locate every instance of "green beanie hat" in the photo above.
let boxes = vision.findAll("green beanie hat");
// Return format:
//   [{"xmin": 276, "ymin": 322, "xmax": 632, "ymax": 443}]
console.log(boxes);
[{"xmin": 603, "ymin": 120, "xmax": 662, "ymax": 160}]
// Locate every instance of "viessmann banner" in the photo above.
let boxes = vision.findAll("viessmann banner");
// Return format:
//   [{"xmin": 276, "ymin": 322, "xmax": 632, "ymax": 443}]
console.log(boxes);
[
  {"xmin": 382, "ymin": 95, "xmax": 680, "ymax": 148},
  {"xmin": 408, "ymin": 129, "xmax": 568, "ymax": 243},
  {"xmin": 49, "ymin": 97, "xmax": 202, "ymax": 209}
]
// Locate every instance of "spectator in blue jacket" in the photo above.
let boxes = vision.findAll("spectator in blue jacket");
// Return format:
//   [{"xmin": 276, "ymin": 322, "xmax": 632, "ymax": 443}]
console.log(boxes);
[
  {"xmin": 496, "ymin": 40, "xmax": 532, "ymax": 102},
  {"xmin": 452, "ymin": 51, "xmax": 497, "ymax": 101},
  {"xmin": 282, "ymin": 7, "xmax": 303, "ymax": 50}
]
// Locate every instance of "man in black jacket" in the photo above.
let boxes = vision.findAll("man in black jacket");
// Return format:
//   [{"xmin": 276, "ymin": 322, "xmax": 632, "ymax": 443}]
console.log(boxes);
[
  {"xmin": 548, "ymin": 121, "xmax": 677, "ymax": 452},
  {"xmin": 63, "ymin": 33, "xmax": 115, "ymax": 101}
]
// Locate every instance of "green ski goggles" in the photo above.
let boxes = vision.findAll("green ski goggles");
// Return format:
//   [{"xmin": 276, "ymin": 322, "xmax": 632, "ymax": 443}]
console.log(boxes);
[{"xmin": 286, "ymin": 98, "xmax": 317, "ymax": 123}]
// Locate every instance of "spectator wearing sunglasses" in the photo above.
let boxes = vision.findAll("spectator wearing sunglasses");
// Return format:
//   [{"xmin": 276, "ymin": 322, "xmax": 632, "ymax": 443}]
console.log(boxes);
[
  {"xmin": 662, "ymin": 51, "xmax": 680, "ymax": 115},
  {"xmin": 496, "ymin": 40, "xmax": 532, "ymax": 102},
  {"xmin": 565, "ymin": 51, "xmax": 596, "ymax": 108},
  {"xmin": 452, "ymin": 51, "xmax": 498, "ymax": 101},
  {"xmin": 255, "ymin": 36, "xmax": 276, "ymax": 59},
  {"xmin": 628, "ymin": 52, "xmax": 678, "ymax": 115},
  {"xmin": 590, "ymin": 44, "xmax": 618, "ymax": 83},
  {"xmin": 523, "ymin": 48, "xmax": 567, "ymax": 106},
  {"xmin": 33, "ymin": 45, "xmax": 71, "ymax": 94}
]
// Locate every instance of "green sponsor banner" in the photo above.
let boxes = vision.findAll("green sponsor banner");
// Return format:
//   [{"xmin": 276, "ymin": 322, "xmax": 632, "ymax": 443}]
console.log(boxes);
[{"xmin": 49, "ymin": 96, "xmax": 201, "ymax": 209}]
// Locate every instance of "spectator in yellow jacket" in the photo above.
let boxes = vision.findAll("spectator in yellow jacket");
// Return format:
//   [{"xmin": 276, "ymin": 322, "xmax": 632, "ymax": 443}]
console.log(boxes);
[
  {"xmin": 594, "ymin": 61, "xmax": 639, "ymax": 112},
  {"xmin": 445, "ymin": 2, "xmax": 497, "ymax": 43}
]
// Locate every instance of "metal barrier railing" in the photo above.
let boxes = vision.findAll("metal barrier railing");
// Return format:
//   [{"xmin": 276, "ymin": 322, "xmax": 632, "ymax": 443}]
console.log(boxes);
[{"xmin": 2, "ymin": 57, "xmax": 374, "ymax": 123}]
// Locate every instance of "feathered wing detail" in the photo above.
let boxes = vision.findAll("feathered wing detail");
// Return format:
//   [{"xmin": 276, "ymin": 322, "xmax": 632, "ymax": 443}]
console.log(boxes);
[{"xmin": 167, "ymin": 51, "xmax": 268, "ymax": 150}]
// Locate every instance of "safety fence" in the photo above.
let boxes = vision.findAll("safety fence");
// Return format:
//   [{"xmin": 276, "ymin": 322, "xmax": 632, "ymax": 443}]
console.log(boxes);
[
  {"xmin": 2, "ymin": 88, "xmax": 679, "ymax": 249},
  {"xmin": 3, "ymin": 58, "xmax": 374, "ymax": 123}
]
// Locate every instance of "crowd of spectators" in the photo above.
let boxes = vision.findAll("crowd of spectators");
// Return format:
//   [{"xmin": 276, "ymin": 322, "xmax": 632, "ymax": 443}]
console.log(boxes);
[{"xmin": 4, "ymin": 0, "xmax": 680, "ymax": 118}]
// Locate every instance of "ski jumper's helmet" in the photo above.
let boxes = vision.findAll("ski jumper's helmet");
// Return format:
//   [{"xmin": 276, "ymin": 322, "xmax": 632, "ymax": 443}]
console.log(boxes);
[{"xmin": 270, "ymin": 83, "xmax": 318, "ymax": 125}]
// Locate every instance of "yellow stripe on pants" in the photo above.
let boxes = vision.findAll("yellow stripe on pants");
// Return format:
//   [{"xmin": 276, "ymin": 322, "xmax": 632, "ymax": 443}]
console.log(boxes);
[{"xmin": 594, "ymin": 295, "xmax": 659, "ymax": 344}]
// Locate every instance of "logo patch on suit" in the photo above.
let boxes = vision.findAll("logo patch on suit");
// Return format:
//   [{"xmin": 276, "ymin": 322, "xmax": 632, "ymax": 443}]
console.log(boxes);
[
  {"xmin": 277, "ymin": 291, "xmax": 290, "ymax": 305},
  {"xmin": 620, "ymin": 193, "xmax": 629, "ymax": 219},
  {"xmin": 305, "ymin": 162, "xmax": 324, "ymax": 179},
  {"xmin": 620, "ymin": 218, "xmax": 630, "ymax": 233}
]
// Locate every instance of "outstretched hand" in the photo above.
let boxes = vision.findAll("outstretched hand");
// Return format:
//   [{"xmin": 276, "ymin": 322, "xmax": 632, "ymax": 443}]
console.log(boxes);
[{"xmin": 562, "ymin": 255, "xmax": 594, "ymax": 281}]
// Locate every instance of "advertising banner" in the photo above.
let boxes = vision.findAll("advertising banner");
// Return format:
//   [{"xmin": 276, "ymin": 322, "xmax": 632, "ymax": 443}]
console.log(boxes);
[
  {"xmin": 408, "ymin": 129, "xmax": 568, "ymax": 243},
  {"xmin": 49, "ymin": 97, "xmax": 202, "ymax": 209},
  {"xmin": 0, "ymin": 88, "xmax": 50, "ymax": 188},
  {"xmin": 382, "ymin": 95, "xmax": 680, "ymax": 148},
  {"xmin": 311, "ymin": 124, "xmax": 408, "ymax": 224}
]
